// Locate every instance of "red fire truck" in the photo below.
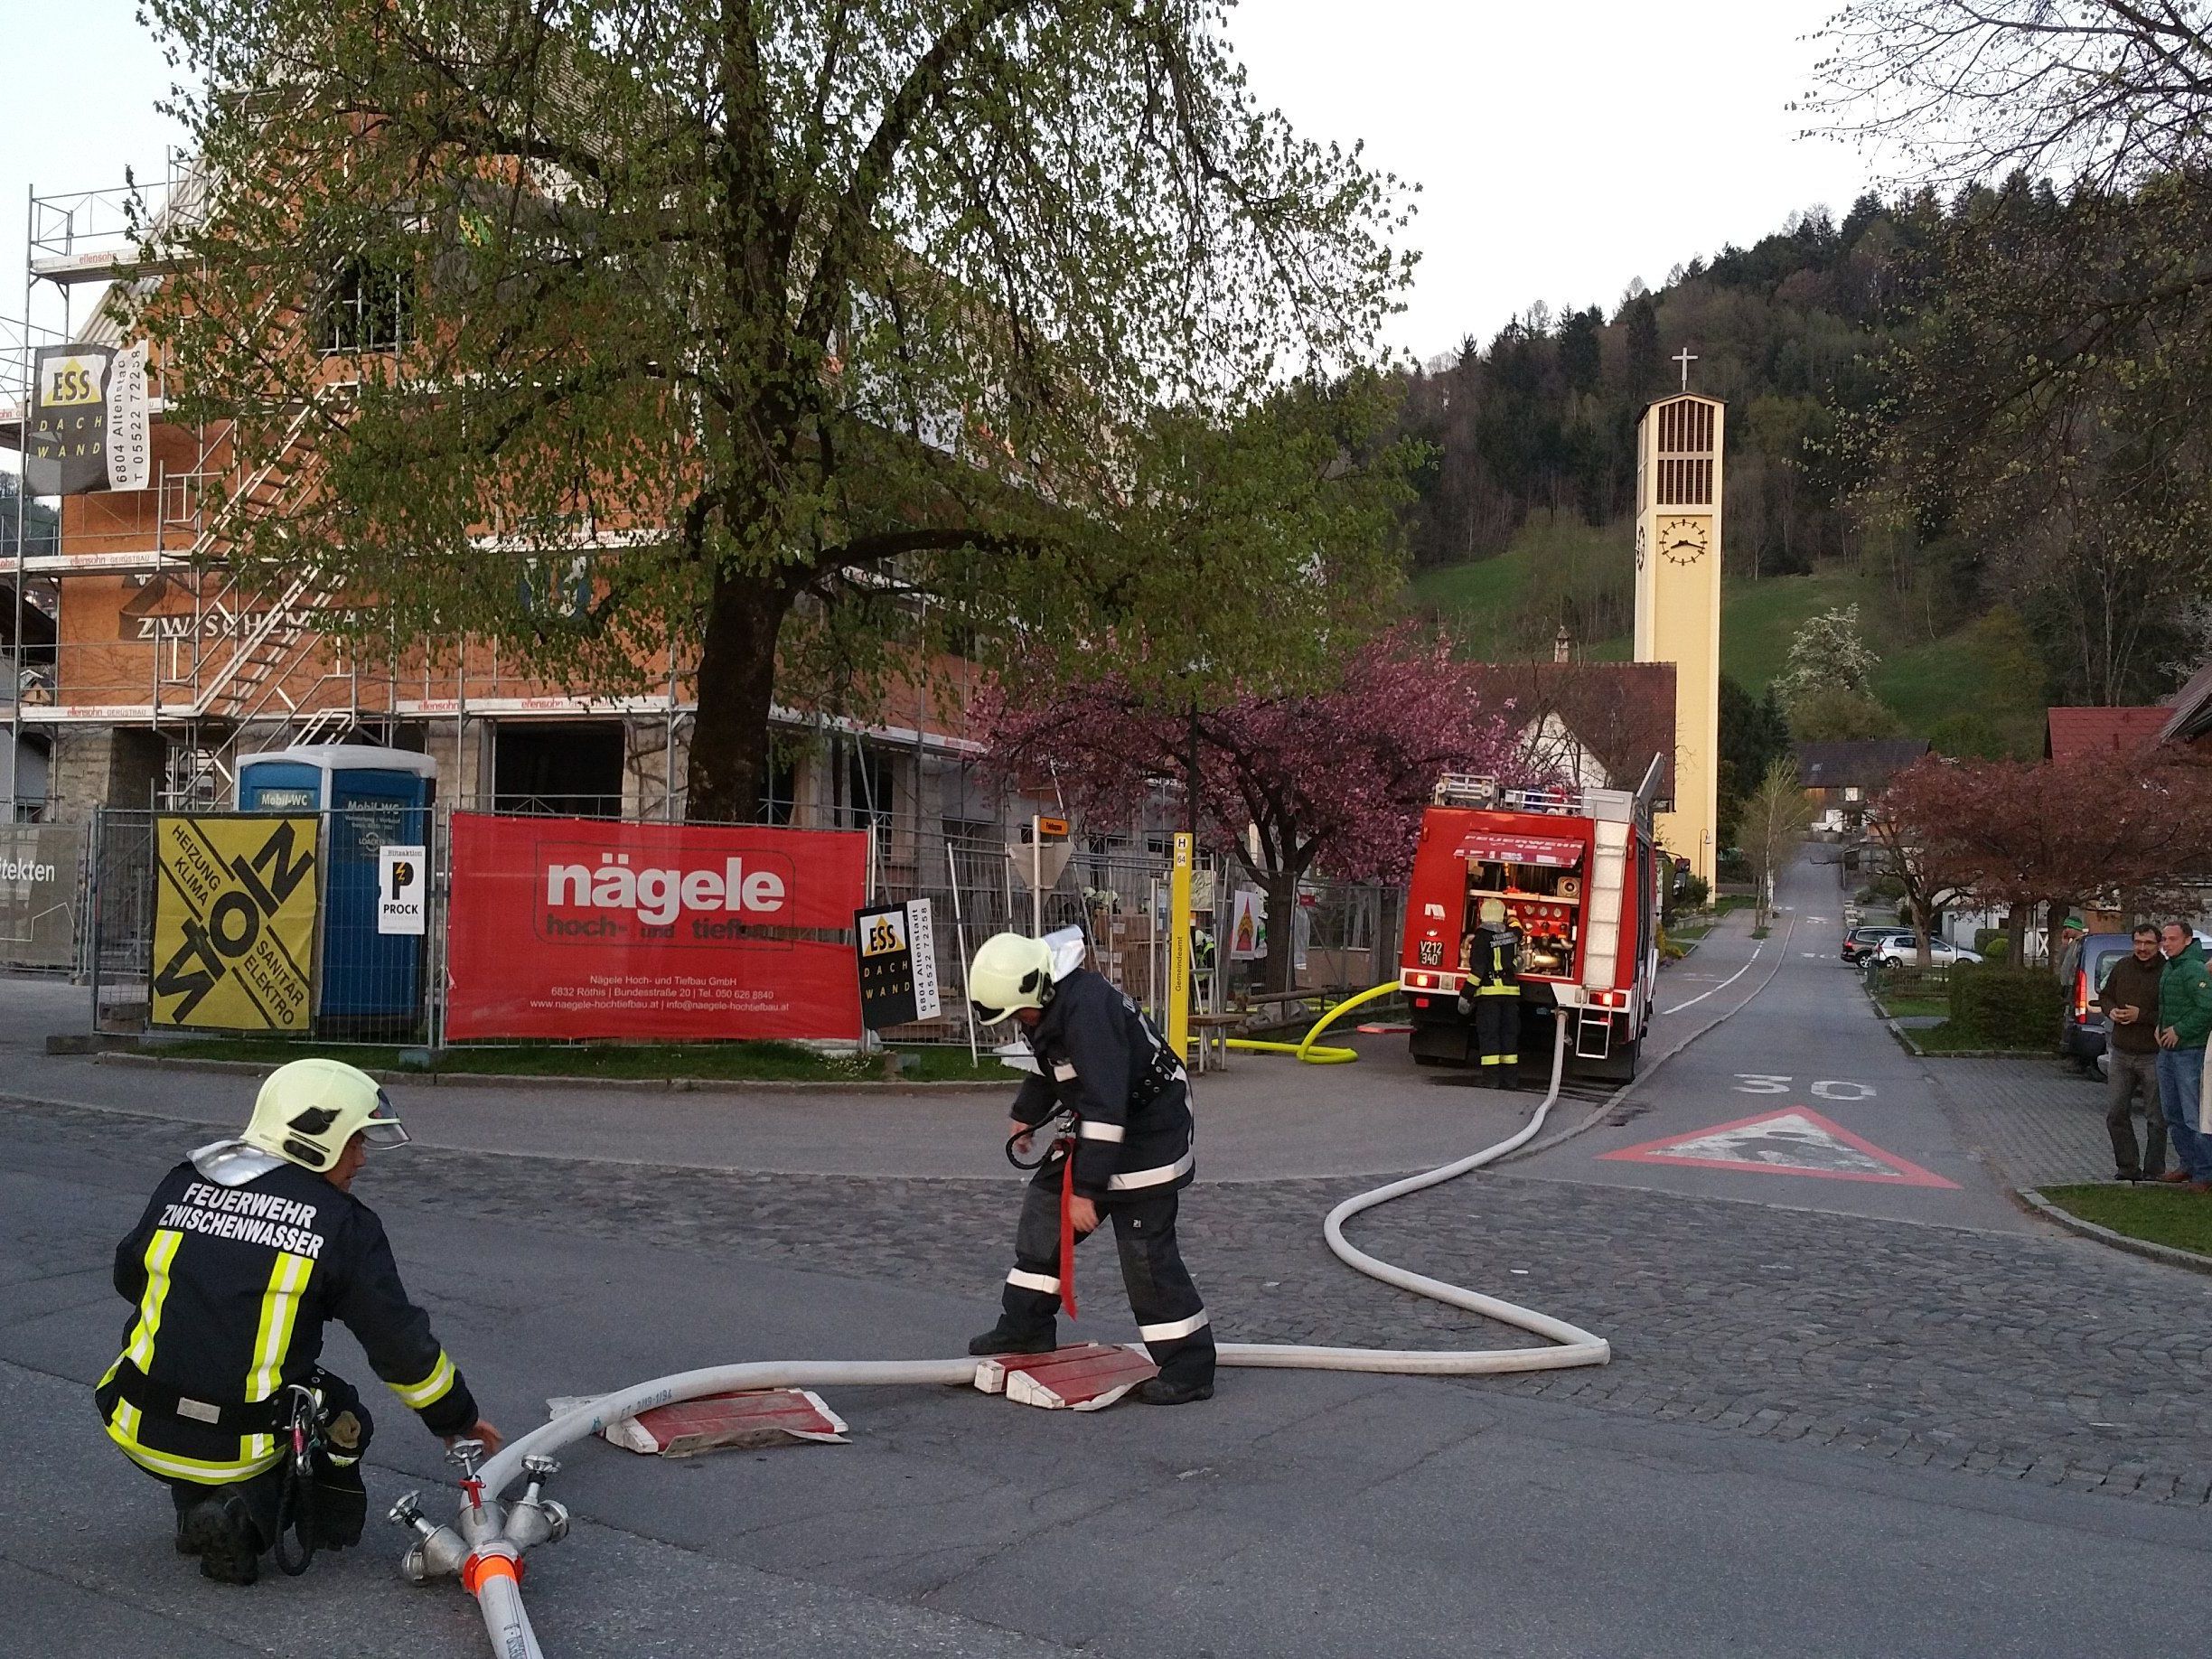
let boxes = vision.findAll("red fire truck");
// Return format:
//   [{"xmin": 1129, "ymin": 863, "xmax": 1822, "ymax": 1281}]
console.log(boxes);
[{"xmin": 1396, "ymin": 758, "xmax": 1666, "ymax": 1082}]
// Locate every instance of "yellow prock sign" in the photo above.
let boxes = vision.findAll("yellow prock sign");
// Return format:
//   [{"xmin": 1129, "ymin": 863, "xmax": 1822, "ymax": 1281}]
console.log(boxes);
[{"xmin": 151, "ymin": 816, "xmax": 321, "ymax": 1031}]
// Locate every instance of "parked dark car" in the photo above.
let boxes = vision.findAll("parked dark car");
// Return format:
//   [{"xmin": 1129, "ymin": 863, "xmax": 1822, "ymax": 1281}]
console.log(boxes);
[
  {"xmin": 1842, "ymin": 925, "xmax": 1913, "ymax": 965},
  {"xmin": 2063, "ymin": 932, "xmax": 2138, "ymax": 1070}
]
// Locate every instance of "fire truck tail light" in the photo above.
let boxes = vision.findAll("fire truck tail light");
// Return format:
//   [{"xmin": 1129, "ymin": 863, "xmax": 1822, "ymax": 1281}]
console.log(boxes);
[
  {"xmin": 1413, "ymin": 996, "xmax": 1431, "ymax": 1008},
  {"xmin": 1405, "ymin": 970, "xmax": 1431, "ymax": 989}
]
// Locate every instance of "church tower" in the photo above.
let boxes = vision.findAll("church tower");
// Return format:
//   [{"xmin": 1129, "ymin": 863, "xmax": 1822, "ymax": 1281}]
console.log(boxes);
[{"xmin": 1633, "ymin": 389, "xmax": 1724, "ymax": 886}]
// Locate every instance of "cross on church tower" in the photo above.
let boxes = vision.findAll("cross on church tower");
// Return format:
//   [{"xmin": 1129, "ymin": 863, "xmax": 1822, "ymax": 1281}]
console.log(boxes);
[{"xmin": 1673, "ymin": 346, "xmax": 1697, "ymax": 391}]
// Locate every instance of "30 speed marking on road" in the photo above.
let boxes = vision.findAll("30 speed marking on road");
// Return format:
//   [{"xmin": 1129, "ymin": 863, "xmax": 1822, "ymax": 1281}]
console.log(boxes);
[{"xmin": 1734, "ymin": 1074, "xmax": 1877, "ymax": 1101}]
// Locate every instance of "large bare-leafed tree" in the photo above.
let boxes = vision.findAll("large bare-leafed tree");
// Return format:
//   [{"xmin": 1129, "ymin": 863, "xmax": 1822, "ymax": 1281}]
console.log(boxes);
[
  {"xmin": 1812, "ymin": 1, "xmax": 2212, "ymax": 189},
  {"xmin": 134, "ymin": 0, "xmax": 1416, "ymax": 817},
  {"xmin": 1813, "ymin": 3, "xmax": 2212, "ymax": 702}
]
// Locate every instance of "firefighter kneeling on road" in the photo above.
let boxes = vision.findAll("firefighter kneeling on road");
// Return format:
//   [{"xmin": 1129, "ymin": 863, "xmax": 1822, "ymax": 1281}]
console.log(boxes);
[
  {"xmin": 95, "ymin": 1058, "xmax": 501, "ymax": 1584},
  {"xmin": 1457, "ymin": 897, "xmax": 1523, "ymax": 1087},
  {"xmin": 966, "ymin": 930, "xmax": 1216, "ymax": 1404}
]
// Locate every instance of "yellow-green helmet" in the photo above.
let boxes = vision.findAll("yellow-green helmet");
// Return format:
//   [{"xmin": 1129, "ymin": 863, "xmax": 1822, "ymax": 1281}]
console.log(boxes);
[
  {"xmin": 969, "ymin": 932, "xmax": 1056, "ymax": 1025},
  {"xmin": 242, "ymin": 1057, "xmax": 409, "ymax": 1172}
]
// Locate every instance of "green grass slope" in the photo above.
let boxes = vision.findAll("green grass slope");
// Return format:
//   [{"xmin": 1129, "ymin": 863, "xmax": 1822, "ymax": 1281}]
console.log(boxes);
[{"xmin": 1405, "ymin": 517, "xmax": 2039, "ymax": 754}]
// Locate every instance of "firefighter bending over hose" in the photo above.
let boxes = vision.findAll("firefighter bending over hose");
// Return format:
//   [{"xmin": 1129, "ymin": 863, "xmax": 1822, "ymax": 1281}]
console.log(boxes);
[
  {"xmin": 1457, "ymin": 897, "xmax": 1523, "ymax": 1087},
  {"xmin": 95, "ymin": 1059, "xmax": 501, "ymax": 1584},
  {"xmin": 966, "ymin": 930, "xmax": 1217, "ymax": 1404}
]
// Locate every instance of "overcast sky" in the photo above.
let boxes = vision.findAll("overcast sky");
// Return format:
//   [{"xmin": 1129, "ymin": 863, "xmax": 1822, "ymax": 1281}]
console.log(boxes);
[{"xmin": 0, "ymin": 0, "xmax": 1874, "ymax": 363}]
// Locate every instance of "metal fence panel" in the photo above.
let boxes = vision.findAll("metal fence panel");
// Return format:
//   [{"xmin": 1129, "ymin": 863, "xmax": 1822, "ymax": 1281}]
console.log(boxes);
[
  {"xmin": 80, "ymin": 802, "xmax": 1402, "ymax": 1049},
  {"xmin": 91, "ymin": 806, "xmax": 430, "ymax": 1043}
]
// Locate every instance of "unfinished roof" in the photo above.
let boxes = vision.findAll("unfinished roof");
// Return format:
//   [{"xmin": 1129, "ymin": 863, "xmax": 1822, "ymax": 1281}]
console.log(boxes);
[{"xmin": 2160, "ymin": 661, "xmax": 2212, "ymax": 745}]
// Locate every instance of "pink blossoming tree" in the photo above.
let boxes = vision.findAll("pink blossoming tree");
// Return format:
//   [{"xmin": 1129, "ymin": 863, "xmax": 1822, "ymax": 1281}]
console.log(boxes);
[{"xmin": 978, "ymin": 628, "xmax": 1544, "ymax": 991}]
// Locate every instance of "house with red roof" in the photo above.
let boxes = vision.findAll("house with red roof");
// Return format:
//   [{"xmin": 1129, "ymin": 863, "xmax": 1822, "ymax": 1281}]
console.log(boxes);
[{"xmin": 2045, "ymin": 706, "xmax": 2174, "ymax": 762}]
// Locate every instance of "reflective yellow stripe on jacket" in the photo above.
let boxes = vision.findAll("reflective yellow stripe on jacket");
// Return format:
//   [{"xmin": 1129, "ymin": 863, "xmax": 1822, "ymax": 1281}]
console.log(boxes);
[
  {"xmin": 245, "ymin": 1251, "xmax": 316, "ymax": 1402},
  {"xmin": 99, "ymin": 1226, "xmax": 287, "ymax": 1485},
  {"xmin": 104, "ymin": 1398, "xmax": 281, "ymax": 1484},
  {"xmin": 389, "ymin": 1350, "xmax": 457, "ymax": 1411},
  {"xmin": 123, "ymin": 1228, "xmax": 182, "ymax": 1369}
]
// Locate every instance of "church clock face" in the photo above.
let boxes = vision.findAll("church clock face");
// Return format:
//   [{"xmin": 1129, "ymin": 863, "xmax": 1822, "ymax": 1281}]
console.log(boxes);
[
  {"xmin": 1657, "ymin": 515, "xmax": 1710, "ymax": 566},
  {"xmin": 1634, "ymin": 520, "xmax": 1647, "ymax": 571}
]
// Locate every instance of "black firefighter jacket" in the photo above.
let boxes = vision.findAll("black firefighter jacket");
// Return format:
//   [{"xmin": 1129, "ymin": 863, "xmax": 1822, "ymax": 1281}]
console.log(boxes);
[
  {"xmin": 1011, "ymin": 967, "xmax": 1195, "ymax": 1202},
  {"xmin": 96, "ymin": 1155, "xmax": 477, "ymax": 1486}
]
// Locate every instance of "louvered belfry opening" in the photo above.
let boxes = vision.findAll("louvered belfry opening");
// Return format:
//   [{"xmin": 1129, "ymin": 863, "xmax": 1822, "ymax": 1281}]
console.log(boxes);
[{"xmin": 1654, "ymin": 397, "xmax": 1715, "ymax": 507}]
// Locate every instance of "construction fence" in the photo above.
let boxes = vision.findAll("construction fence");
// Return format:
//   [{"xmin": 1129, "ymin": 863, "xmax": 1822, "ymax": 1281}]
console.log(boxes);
[{"xmin": 70, "ymin": 805, "xmax": 1403, "ymax": 1050}]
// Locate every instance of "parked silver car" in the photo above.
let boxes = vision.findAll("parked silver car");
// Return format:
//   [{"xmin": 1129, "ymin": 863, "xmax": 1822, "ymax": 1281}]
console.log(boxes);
[{"xmin": 1870, "ymin": 935, "xmax": 1984, "ymax": 969}]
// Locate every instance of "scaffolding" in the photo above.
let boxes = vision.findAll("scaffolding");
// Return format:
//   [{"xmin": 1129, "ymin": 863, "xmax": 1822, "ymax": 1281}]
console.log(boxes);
[{"xmin": 0, "ymin": 161, "xmax": 710, "ymax": 816}]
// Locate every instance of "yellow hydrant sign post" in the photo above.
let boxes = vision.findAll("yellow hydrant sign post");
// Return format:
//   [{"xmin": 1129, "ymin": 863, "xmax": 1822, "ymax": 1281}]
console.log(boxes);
[
  {"xmin": 151, "ymin": 815, "xmax": 322, "ymax": 1031},
  {"xmin": 1166, "ymin": 833, "xmax": 1193, "ymax": 1061}
]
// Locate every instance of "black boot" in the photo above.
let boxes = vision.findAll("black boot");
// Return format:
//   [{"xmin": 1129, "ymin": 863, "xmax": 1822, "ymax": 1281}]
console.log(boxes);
[
  {"xmin": 1134, "ymin": 1375, "xmax": 1214, "ymax": 1406},
  {"xmin": 968, "ymin": 1320, "xmax": 1057, "ymax": 1356},
  {"xmin": 176, "ymin": 1488, "xmax": 264, "ymax": 1585}
]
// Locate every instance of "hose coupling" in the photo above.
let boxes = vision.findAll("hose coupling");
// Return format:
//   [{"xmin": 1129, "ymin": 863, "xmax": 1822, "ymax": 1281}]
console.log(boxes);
[
  {"xmin": 503, "ymin": 1495, "xmax": 570, "ymax": 1551},
  {"xmin": 390, "ymin": 1492, "xmax": 469, "ymax": 1583}
]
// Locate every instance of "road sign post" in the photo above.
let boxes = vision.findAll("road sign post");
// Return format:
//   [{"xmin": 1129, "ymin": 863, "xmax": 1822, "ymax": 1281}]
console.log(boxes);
[{"xmin": 1167, "ymin": 832, "xmax": 1193, "ymax": 1061}]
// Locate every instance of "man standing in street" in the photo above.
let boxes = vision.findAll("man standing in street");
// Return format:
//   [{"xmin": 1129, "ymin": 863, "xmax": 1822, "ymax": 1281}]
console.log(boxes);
[
  {"xmin": 2153, "ymin": 922, "xmax": 2212, "ymax": 1191},
  {"xmin": 965, "ymin": 930, "xmax": 1215, "ymax": 1405},
  {"xmin": 2095, "ymin": 924, "xmax": 2168, "ymax": 1182}
]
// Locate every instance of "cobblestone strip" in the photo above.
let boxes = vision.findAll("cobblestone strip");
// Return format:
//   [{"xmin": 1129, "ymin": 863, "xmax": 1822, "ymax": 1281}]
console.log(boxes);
[
  {"xmin": 14, "ymin": 1096, "xmax": 2211, "ymax": 1508},
  {"xmin": 1920, "ymin": 1054, "xmax": 2132, "ymax": 1189}
]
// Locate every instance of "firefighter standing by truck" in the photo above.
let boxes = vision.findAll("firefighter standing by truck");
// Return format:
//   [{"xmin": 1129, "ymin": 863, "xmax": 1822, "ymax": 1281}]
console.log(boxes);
[
  {"xmin": 964, "ymin": 930, "xmax": 1216, "ymax": 1404},
  {"xmin": 95, "ymin": 1058, "xmax": 501, "ymax": 1584},
  {"xmin": 1457, "ymin": 897, "xmax": 1523, "ymax": 1086}
]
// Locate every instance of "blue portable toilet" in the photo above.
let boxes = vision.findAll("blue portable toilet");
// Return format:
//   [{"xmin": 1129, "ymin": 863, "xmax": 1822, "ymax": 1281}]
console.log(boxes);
[{"xmin": 236, "ymin": 745, "xmax": 438, "ymax": 1032}]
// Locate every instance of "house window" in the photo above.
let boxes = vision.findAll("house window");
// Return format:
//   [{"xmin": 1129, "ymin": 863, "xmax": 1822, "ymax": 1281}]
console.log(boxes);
[
  {"xmin": 517, "ymin": 556, "xmax": 591, "ymax": 618},
  {"xmin": 1843, "ymin": 786, "xmax": 1862, "ymax": 803},
  {"xmin": 760, "ymin": 751, "xmax": 797, "ymax": 826},
  {"xmin": 317, "ymin": 254, "xmax": 414, "ymax": 353},
  {"xmin": 493, "ymin": 721, "xmax": 623, "ymax": 818},
  {"xmin": 843, "ymin": 748, "xmax": 894, "ymax": 831}
]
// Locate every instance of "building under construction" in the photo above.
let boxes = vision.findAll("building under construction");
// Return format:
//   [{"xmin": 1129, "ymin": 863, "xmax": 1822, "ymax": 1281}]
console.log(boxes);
[{"xmin": 1, "ymin": 164, "xmax": 1015, "ymax": 881}]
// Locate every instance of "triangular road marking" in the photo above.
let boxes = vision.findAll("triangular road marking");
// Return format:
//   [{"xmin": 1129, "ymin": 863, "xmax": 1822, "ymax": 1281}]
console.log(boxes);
[{"xmin": 1600, "ymin": 1106, "xmax": 1959, "ymax": 1188}]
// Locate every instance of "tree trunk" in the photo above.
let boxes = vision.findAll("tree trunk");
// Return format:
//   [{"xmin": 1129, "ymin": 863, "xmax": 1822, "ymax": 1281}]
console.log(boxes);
[
  {"xmin": 1261, "ymin": 866, "xmax": 1302, "ymax": 995},
  {"xmin": 684, "ymin": 573, "xmax": 797, "ymax": 823}
]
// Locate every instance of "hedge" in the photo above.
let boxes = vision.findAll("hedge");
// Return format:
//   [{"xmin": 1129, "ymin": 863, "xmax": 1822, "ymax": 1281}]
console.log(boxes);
[
  {"xmin": 1948, "ymin": 965, "xmax": 2060, "ymax": 1049},
  {"xmin": 1973, "ymin": 927, "xmax": 2013, "ymax": 965}
]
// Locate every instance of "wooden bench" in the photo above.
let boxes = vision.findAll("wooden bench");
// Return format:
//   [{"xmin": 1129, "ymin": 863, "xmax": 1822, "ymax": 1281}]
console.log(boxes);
[{"xmin": 1186, "ymin": 1012, "xmax": 1243, "ymax": 1073}]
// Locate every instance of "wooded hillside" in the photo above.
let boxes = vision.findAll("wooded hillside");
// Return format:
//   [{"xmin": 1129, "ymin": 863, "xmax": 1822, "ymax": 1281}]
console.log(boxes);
[{"xmin": 1393, "ymin": 182, "xmax": 2212, "ymax": 732}]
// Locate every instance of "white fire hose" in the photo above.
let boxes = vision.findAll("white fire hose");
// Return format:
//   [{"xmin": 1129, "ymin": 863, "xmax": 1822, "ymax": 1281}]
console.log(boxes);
[{"xmin": 405, "ymin": 1019, "xmax": 1602, "ymax": 1657}]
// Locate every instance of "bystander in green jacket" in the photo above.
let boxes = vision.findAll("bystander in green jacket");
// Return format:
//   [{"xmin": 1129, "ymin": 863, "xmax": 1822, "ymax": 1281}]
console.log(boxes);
[{"xmin": 2159, "ymin": 937, "xmax": 2212, "ymax": 1050}]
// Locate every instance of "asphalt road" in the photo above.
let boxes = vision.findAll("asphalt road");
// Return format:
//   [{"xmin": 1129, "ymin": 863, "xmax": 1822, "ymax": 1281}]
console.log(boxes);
[
  {"xmin": 6, "ymin": 855, "xmax": 2211, "ymax": 1658},
  {"xmin": 1517, "ymin": 853, "xmax": 2026, "ymax": 1229}
]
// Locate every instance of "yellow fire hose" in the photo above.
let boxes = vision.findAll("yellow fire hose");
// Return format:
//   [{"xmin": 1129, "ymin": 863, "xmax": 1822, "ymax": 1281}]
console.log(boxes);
[{"xmin": 1223, "ymin": 979, "xmax": 1402, "ymax": 1064}]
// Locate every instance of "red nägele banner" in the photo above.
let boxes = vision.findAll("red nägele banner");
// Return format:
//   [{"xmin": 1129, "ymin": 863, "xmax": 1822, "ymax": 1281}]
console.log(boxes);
[{"xmin": 445, "ymin": 814, "xmax": 867, "ymax": 1041}]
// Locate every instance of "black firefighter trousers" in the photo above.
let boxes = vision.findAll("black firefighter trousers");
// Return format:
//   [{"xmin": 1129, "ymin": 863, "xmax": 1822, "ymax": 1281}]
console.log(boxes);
[
  {"xmin": 998, "ymin": 1162, "xmax": 1216, "ymax": 1389},
  {"xmin": 1475, "ymin": 991, "xmax": 1519, "ymax": 1083}
]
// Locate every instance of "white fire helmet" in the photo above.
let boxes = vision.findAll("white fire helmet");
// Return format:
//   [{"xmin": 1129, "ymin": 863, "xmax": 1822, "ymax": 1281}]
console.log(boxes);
[
  {"xmin": 969, "ymin": 932, "xmax": 1057, "ymax": 1026},
  {"xmin": 242, "ymin": 1057, "xmax": 410, "ymax": 1173}
]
